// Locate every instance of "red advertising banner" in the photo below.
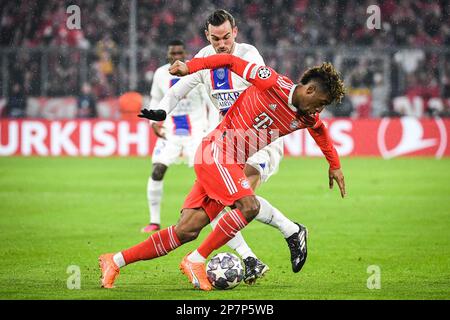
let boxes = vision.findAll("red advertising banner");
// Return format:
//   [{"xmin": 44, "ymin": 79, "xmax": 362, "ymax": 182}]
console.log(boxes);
[{"xmin": 1, "ymin": 118, "xmax": 449, "ymax": 158}]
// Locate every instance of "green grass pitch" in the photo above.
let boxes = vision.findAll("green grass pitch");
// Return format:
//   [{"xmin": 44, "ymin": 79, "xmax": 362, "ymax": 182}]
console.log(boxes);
[{"xmin": 0, "ymin": 156, "xmax": 449, "ymax": 300}]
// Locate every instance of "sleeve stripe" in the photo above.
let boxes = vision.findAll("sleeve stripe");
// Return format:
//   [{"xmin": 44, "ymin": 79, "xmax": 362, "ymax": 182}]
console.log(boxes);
[
  {"xmin": 243, "ymin": 62, "xmax": 256, "ymax": 80},
  {"xmin": 248, "ymin": 64, "xmax": 260, "ymax": 79}
]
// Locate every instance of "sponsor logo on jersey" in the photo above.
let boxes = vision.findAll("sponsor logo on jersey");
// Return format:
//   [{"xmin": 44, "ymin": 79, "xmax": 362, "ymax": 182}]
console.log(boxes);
[
  {"xmin": 257, "ymin": 67, "xmax": 271, "ymax": 79},
  {"xmin": 269, "ymin": 103, "xmax": 277, "ymax": 111},
  {"xmin": 212, "ymin": 91, "xmax": 241, "ymax": 111}
]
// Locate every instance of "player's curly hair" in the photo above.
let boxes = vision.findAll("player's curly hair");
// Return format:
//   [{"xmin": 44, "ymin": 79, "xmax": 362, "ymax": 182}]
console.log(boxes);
[{"xmin": 300, "ymin": 62, "xmax": 346, "ymax": 104}]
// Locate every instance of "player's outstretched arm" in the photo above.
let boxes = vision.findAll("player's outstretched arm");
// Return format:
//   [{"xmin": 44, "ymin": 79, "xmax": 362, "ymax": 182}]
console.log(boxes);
[
  {"xmin": 169, "ymin": 60, "xmax": 190, "ymax": 76},
  {"xmin": 139, "ymin": 71, "xmax": 203, "ymax": 121},
  {"xmin": 170, "ymin": 54, "xmax": 278, "ymax": 91},
  {"xmin": 307, "ymin": 122, "xmax": 346, "ymax": 198}
]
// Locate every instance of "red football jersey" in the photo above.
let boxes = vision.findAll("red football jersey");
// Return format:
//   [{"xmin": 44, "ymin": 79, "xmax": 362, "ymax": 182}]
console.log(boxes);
[{"xmin": 187, "ymin": 54, "xmax": 340, "ymax": 169}]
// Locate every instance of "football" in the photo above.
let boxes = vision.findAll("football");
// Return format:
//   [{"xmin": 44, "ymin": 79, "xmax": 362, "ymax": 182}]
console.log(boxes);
[{"xmin": 206, "ymin": 252, "xmax": 244, "ymax": 290}]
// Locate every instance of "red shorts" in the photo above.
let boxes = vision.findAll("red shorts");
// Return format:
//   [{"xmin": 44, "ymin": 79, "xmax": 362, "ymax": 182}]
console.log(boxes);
[{"xmin": 182, "ymin": 140, "xmax": 254, "ymax": 221}]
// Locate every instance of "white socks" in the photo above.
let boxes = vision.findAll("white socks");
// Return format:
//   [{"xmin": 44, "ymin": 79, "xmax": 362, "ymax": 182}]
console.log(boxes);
[
  {"xmin": 147, "ymin": 178, "xmax": 163, "ymax": 225},
  {"xmin": 208, "ymin": 196, "xmax": 299, "ymax": 261},
  {"xmin": 255, "ymin": 196, "xmax": 299, "ymax": 238},
  {"xmin": 210, "ymin": 210, "xmax": 257, "ymax": 260},
  {"xmin": 188, "ymin": 250, "xmax": 206, "ymax": 263},
  {"xmin": 113, "ymin": 252, "xmax": 126, "ymax": 268}
]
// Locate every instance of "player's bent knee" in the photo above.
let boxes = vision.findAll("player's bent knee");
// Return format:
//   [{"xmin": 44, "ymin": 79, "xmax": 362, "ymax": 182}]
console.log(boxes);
[
  {"xmin": 177, "ymin": 229, "xmax": 199, "ymax": 243},
  {"xmin": 235, "ymin": 196, "xmax": 260, "ymax": 221},
  {"xmin": 174, "ymin": 224, "xmax": 200, "ymax": 243},
  {"xmin": 152, "ymin": 163, "xmax": 168, "ymax": 181},
  {"xmin": 175, "ymin": 208, "xmax": 209, "ymax": 243}
]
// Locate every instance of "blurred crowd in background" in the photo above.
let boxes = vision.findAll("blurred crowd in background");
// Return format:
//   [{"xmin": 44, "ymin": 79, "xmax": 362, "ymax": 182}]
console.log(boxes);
[{"xmin": 1, "ymin": 0, "xmax": 449, "ymax": 118}]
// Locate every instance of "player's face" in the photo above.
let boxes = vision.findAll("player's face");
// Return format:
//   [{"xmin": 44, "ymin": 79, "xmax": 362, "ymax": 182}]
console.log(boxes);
[
  {"xmin": 295, "ymin": 84, "xmax": 330, "ymax": 116},
  {"xmin": 167, "ymin": 45, "xmax": 186, "ymax": 65},
  {"xmin": 205, "ymin": 21, "xmax": 238, "ymax": 54}
]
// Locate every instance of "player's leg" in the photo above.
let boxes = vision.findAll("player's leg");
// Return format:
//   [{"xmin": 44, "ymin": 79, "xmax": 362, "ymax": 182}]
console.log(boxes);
[
  {"xmin": 180, "ymin": 142, "xmax": 263, "ymax": 290},
  {"xmin": 245, "ymin": 163, "xmax": 298, "ymax": 236},
  {"xmin": 210, "ymin": 209, "xmax": 269, "ymax": 284},
  {"xmin": 100, "ymin": 177, "xmax": 219, "ymax": 290},
  {"xmin": 142, "ymin": 138, "xmax": 182, "ymax": 233},
  {"xmin": 245, "ymin": 144, "xmax": 308, "ymax": 272},
  {"xmin": 188, "ymin": 195, "xmax": 260, "ymax": 268},
  {"xmin": 186, "ymin": 137, "xmax": 265, "ymax": 275},
  {"xmin": 183, "ymin": 142, "xmax": 260, "ymax": 265},
  {"xmin": 142, "ymin": 163, "xmax": 167, "ymax": 232},
  {"xmin": 185, "ymin": 136, "xmax": 263, "ymax": 269},
  {"xmin": 245, "ymin": 145, "xmax": 299, "ymax": 237},
  {"xmin": 99, "ymin": 206, "xmax": 210, "ymax": 289}
]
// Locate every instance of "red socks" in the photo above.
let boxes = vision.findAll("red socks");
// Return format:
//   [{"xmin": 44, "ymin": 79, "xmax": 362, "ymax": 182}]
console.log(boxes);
[
  {"xmin": 122, "ymin": 225, "xmax": 181, "ymax": 264},
  {"xmin": 197, "ymin": 209, "xmax": 248, "ymax": 258},
  {"xmin": 120, "ymin": 210, "xmax": 248, "ymax": 264}
]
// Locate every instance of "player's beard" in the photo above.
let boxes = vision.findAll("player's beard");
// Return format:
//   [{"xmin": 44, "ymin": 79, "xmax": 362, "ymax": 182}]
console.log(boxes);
[{"xmin": 216, "ymin": 42, "xmax": 235, "ymax": 54}]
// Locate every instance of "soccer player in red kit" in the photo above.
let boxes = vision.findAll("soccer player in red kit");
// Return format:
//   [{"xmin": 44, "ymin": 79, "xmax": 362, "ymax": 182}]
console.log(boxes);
[{"xmin": 99, "ymin": 54, "xmax": 346, "ymax": 291}]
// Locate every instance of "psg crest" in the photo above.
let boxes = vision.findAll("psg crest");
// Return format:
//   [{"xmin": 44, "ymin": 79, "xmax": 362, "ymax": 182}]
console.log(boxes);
[
  {"xmin": 257, "ymin": 67, "xmax": 271, "ymax": 79},
  {"xmin": 216, "ymin": 68, "xmax": 226, "ymax": 80}
]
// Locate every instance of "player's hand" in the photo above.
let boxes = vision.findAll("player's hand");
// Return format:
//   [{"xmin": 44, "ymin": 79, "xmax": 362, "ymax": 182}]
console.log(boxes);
[
  {"xmin": 329, "ymin": 168, "xmax": 346, "ymax": 198},
  {"xmin": 169, "ymin": 60, "xmax": 189, "ymax": 76},
  {"xmin": 138, "ymin": 109, "xmax": 167, "ymax": 121},
  {"xmin": 151, "ymin": 122, "xmax": 166, "ymax": 139}
]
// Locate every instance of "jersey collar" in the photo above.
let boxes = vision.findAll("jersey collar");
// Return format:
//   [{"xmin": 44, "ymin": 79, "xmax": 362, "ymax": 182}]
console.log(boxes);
[{"xmin": 288, "ymin": 84, "xmax": 298, "ymax": 112}]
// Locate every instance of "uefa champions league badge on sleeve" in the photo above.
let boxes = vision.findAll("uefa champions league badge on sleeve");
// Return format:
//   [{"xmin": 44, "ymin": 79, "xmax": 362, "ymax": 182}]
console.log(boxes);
[{"xmin": 257, "ymin": 67, "xmax": 271, "ymax": 79}]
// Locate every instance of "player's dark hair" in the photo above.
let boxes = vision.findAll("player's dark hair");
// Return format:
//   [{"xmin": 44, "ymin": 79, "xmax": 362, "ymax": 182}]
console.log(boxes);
[
  {"xmin": 168, "ymin": 39, "xmax": 185, "ymax": 47},
  {"xmin": 204, "ymin": 9, "xmax": 236, "ymax": 30},
  {"xmin": 300, "ymin": 62, "xmax": 346, "ymax": 104}
]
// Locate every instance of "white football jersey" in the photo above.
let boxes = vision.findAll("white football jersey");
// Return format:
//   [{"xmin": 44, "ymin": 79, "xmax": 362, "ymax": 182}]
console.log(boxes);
[
  {"xmin": 150, "ymin": 63, "xmax": 211, "ymax": 137},
  {"xmin": 193, "ymin": 43, "xmax": 265, "ymax": 115},
  {"xmin": 159, "ymin": 43, "xmax": 265, "ymax": 117}
]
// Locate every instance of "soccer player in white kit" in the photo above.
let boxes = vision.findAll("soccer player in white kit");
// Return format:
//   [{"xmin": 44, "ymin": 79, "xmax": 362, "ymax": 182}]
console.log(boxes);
[
  {"xmin": 142, "ymin": 40, "xmax": 216, "ymax": 233},
  {"xmin": 153, "ymin": 10, "xmax": 307, "ymax": 284}
]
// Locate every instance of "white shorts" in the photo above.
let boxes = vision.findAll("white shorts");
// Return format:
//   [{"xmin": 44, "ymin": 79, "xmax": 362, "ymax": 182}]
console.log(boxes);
[
  {"xmin": 152, "ymin": 134, "xmax": 203, "ymax": 167},
  {"xmin": 246, "ymin": 138, "xmax": 284, "ymax": 183}
]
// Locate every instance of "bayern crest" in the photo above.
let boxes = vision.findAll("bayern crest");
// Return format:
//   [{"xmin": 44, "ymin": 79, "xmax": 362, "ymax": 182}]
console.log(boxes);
[
  {"xmin": 290, "ymin": 120, "xmax": 299, "ymax": 130},
  {"xmin": 239, "ymin": 178, "xmax": 251, "ymax": 189}
]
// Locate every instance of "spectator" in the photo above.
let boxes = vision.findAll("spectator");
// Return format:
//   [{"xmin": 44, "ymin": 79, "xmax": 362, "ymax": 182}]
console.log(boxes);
[
  {"xmin": 371, "ymin": 73, "xmax": 389, "ymax": 117},
  {"xmin": 0, "ymin": 0, "xmax": 448, "ymax": 116},
  {"xmin": 77, "ymin": 82, "xmax": 98, "ymax": 118},
  {"xmin": 4, "ymin": 83, "xmax": 27, "ymax": 118},
  {"xmin": 330, "ymin": 95, "xmax": 354, "ymax": 118}
]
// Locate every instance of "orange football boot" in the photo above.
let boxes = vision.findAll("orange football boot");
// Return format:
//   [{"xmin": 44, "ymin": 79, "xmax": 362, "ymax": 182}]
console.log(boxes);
[
  {"xmin": 98, "ymin": 253, "xmax": 120, "ymax": 288},
  {"xmin": 179, "ymin": 254, "xmax": 212, "ymax": 291}
]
